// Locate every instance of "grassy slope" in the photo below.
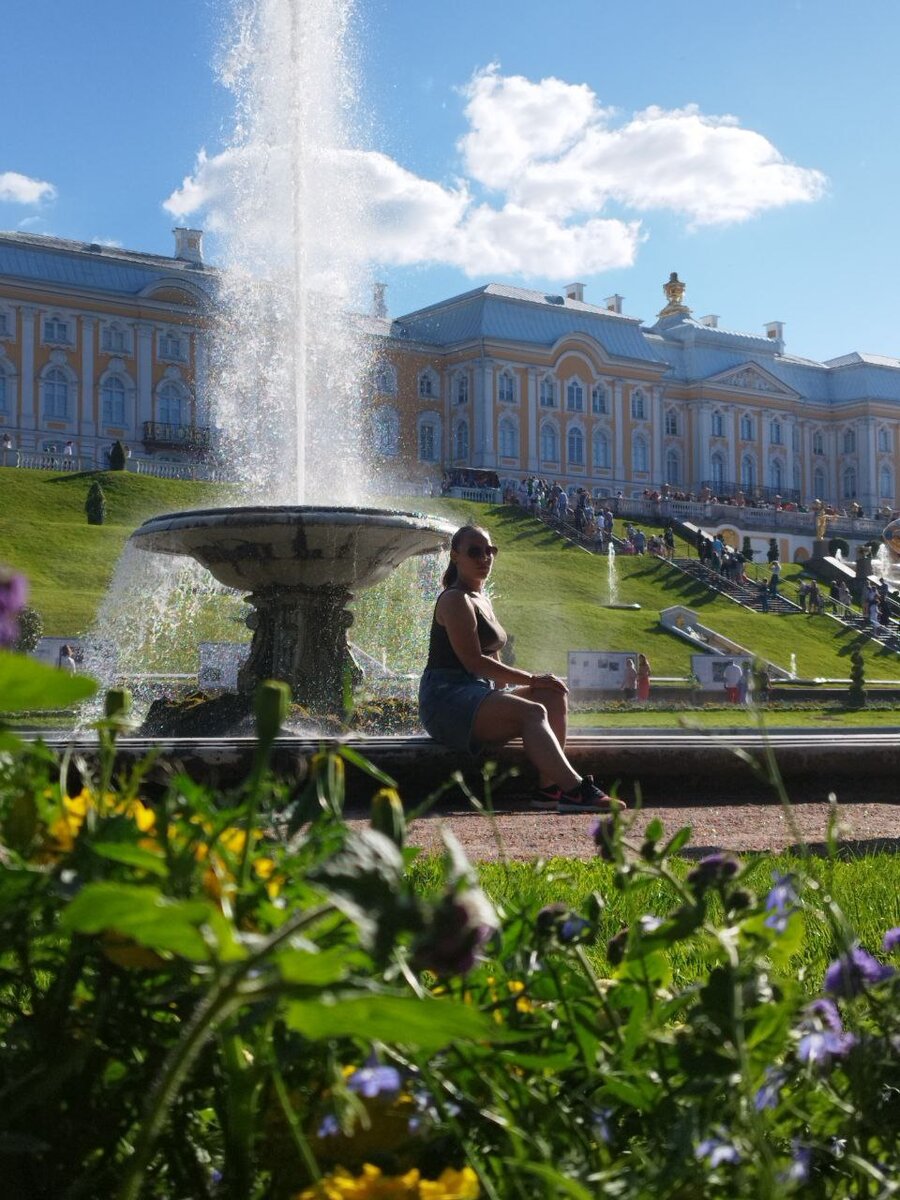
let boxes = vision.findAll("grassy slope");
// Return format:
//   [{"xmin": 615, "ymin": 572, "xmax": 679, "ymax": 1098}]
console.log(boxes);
[{"xmin": 1, "ymin": 478, "xmax": 897, "ymax": 682}]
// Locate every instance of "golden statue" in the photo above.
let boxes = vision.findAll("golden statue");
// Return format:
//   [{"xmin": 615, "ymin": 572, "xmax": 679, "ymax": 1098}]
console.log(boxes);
[
  {"xmin": 657, "ymin": 272, "xmax": 691, "ymax": 319},
  {"xmin": 813, "ymin": 500, "xmax": 828, "ymax": 541}
]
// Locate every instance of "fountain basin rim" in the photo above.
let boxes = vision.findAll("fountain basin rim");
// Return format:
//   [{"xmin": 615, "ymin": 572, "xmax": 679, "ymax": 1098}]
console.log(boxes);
[{"xmin": 132, "ymin": 504, "xmax": 456, "ymax": 536}]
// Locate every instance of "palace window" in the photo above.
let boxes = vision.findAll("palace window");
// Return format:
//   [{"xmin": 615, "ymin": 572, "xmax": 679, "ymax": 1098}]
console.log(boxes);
[
  {"xmin": 455, "ymin": 374, "xmax": 468, "ymax": 404},
  {"xmin": 540, "ymin": 422, "xmax": 559, "ymax": 461},
  {"xmin": 711, "ymin": 410, "xmax": 723, "ymax": 437},
  {"xmin": 158, "ymin": 381, "xmax": 185, "ymax": 425},
  {"xmin": 159, "ymin": 332, "xmax": 186, "ymax": 362},
  {"xmin": 741, "ymin": 454, "xmax": 756, "ymax": 489},
  {"xmin": 711, "ymin": 452, "xmax": 725, "ymax": 489},
  {"xmin": 665, "ymin": 448, "xmax": 680, "ymax": 485},
  {"xmin": 417, "ymin": 369, "xmax": 437, "ymax": 399},
  {"xmin": 665, "ymin": 408, "xmax": 679, "ymax": 436},
  {"xmin": 812, "ymin": 430, "xmax": 824, "ymax": 455},
  {"xmin": 539, "ymin": 377, "xmax": 555, "ymax": 408},
  {"xmin": 878, "ymin": 427, "xmax": 891, "ymax": 452},
  {"xmin": 498, "ymin": 371, "xmax": 516, "ymax": 404},
  {"xmin": 842, "ymin": 429, "xmax": 856, "ymax": 454},
  {"xmin": 632, "ymin": 434, "xmax": 648, "ymax": 473},
  {"xmin": 454, "ymin": 419, "xmax": 469, "ymax": 460},
  {"xmin": 103, "ymin": 324, "xmax": 129, "ymax": 354},
  {"xmin": 43, "ymin": 317, "xmax": 70, "ymax": 344},
  {"xmin": 42, "ymin": 367, "xmax": 69, "ymax": 419},
  {"xmin": 631, "ymin": 389, "xmax": 646, "ymax": 420},
  {"xmin": 593, "ymin": 429, "xmax": 610, "ymax": 469},
  {"xmin": 591, "ymin": 384, "xmax": 608, "ymax": 414},
  {"xmin": 740, "ymin": 414, "xmax": 754, "ymax": 441},
  {"xmin": 768, "ymin": 459, "xmax": 784, "ymax": 491},
  {"xmin": 101, "ymin": 376, "xmax": 127, "ymax": 426},
  {"xmin": 374, "ymin": 362, "xmax": 396, "ymax": 395},
  {"xmin": 566, "ymin": 380, "xmax": 584, "ymax": 412},
  {"xmin": 567, "ymin": 426, "xmax": 584, "ymax": 465},
  {"xmin": 373, "ymin": 406, "xmax": 400, "ymax": 457},
  {"xmin": 770, "ymin": 420, "xmax": 782, "ymax": 445},
  {"xmin": 880, "ymin": 465, "xmax": 893, "ymax": 498},
  {"xmin": 842, "ymin": 466, "xmax": 857, "ymax": 499},
  {"xmin": 498, "ymin": 416, "xmax": 518, "ymax": 458},
  {"xmin": 814, "ymin": 468, "xmax": 826, "ymax": 499},
  {"xmin": 418, "ymin": 419, "xmax": 437, "ymax": 462}
]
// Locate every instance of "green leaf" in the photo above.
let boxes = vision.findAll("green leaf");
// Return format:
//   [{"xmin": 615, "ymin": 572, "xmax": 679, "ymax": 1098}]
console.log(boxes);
[
  {"xmin": 600, "ymin": 1074, "xmax": 654, "ymax": 1110},
  {"xmin": 0, "ymin": 651, "xmax": 97, "ymax": 713},
  {"xmin": 283, "ymin": 994, "xmax": 490, "ymax": 1049},
  {"xmin": 337, "ymin": 744, "xmax": 398, "ymax": 788},
  {"xmin": 660, "ymin": 825, "xmax": 692, "ymax": 858},
  {"xmin": 62, "ymin": 882, "xmax": 219, "ymax": 960},
  {"xmin": 90, "ymin": 842, "xmax": 169, "ymax": 877},
  {"xmin": 644, "ymin": 817, "xmax": 664, "ymax": 843},
  {"xmin": 511, "ymin": 1163, "xmax": 595, "ymax": 1199},
  {"xmin": 616, "ymin": 949, "xmax": 673, "ymax": 989},
  {"xmin": 276, "ymin": 946, "xmax": 363, "ymax": 986}
]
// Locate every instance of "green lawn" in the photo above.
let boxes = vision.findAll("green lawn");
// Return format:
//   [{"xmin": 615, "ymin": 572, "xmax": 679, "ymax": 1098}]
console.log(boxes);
[{"xmin": 569, "ymin": 705, "xmax": 900, "ymax": 728}]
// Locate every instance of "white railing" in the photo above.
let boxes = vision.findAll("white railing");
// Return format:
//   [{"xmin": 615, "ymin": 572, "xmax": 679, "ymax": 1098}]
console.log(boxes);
[
  {"xmin": 0, "ymin": 447, "xmax": 222, "ymax": 482},
  {"xmin": 4, "ymin": 451, "xmax": 87, "ymax": 472},
  {"xmin": 611, "ymin": 494, "xmax": 886, "ymax": 540},
  {"xmin": 127, "ymin": 458, "xmax": 221, "ymax": 481},
  {"xmin": 448, "ymin": 486, "xmax": 502, "ymax": 503}
]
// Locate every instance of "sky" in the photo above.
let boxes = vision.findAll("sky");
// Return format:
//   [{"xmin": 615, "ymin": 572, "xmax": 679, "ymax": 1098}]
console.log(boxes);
[{"xmin": 3, "ymin": 0, "xmax": 900, "ymax": 362}]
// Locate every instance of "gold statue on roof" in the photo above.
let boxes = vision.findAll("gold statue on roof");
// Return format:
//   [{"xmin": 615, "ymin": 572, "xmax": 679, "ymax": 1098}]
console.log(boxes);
[{"xmin": 658, "ymin": 272, "xmax": 691, "ymax": 319}]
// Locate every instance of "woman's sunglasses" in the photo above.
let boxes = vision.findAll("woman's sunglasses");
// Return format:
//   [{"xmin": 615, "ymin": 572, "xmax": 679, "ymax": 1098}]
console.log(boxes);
[{"xmin": 465, "ymin": 545, "xmax": 499, "ymax": 560}]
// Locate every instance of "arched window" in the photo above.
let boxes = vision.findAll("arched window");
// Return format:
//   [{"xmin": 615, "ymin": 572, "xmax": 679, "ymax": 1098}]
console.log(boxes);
[
  {"xmin": 711, "ymin": 452, "xmax": 725, "ymax": 489},
  {"xmin": 417, "ymin": 370, "xmax": 437, "ymax": 399},
  {"xmin": 665, "ymin": 408, "xmax": 679, "ymax": 436},
  {"xmin": 842, "ymin": 467, "xmax": 857, "ymax": 499},
  {"xmin": 770, "ymin": 419, "xmax": 782, "ymax": 445},
  {"xmin": 498, "ymin": 416, "xmax": 518, "ymax": 458},
  {"xmin": 42, "ymin": 367, "xmax": 69, "ymax": 419},
  {"xmin": 540, "ymin": 422, "xmax": 559, "ymax": 461},
  {"xmin": 880, "ymin": 465, "xmax": 893, "ymax": 499},
  {"xmin": 418, "ymin": 414, "xmax": 440, "ymax": 462},
  {"xmin": 0, "ymin": 368, "xmax": 7, "ymax": 413},
  {"xmin": 812, "ymin": 430, "xmax": 824, "ymax": 455},
  {"xmin": 103, "ymin": 323, "xmax": 128, "ymax": 354},
  {"xmin": 567, "ymin": 426, "xmax": 584, "ymax": 465},
  {"xmin": 374, "ymin": 362, "xmax": 396, "ymax": 395},
  {"xmin": 158, "ymin": 381, "xmax": 184, "ymax": 425},
  {"xmin": 842, "ymin": 428, "xmax": 856, "ymax": 454},
  {"xmin": 711, "ymin": 410, "xmax": 723, "ymax": 437},
  {"xmin": 454, "ymin": 419, "xmax": 469, "ymax": 460},
  {"xmin": 813, "ymin": 468, "xmax": 826, "ymax": 499},
  {"xmin": 498, "ymin": 371, "xmax": 516, "ymax": 404},
  {"xmin": 593, "ymin": 429, "xmax": 611, "ymax": 469},
  {"xmin": 631, "ymin": 389, "xmax": 646, "ymax": 420},
  {"xmin": 566, "ymin": 380, "xmax": 584, "ymax": 412},
  {"xmin": 101, "ymin": 376, "xmax": 127, "ymax": 426},
  {"xmin": 741, "ymin": 454, "xmax": 756, "ymax": 489},
  {"xmin": 740, "ymin": 414, "xmax": 754, "ymax": 441},
  {"xmin": 665, "ymin": 448, "xmax": 680, "ymax": 485},
  {"xmin": 591, "ymin": 384, "xmax": 608, "ymax": 414},
  {"xmin": 373, "ymin": 407, "xmax": 399, "ymax": 457},
  {"xmin": 768, "ymin": 458, "xmax": 784, "ymax": 491},
  {"xmin": 455, "ymin": 374, "xmax": 468, "ymax": 405},
  {"xmin": 540, "ymin": 377, "xmax": 555, "ymax": 408},
  {"xmin": 632, "ymin": 434, "xmax": 648, "ymax": 473},
  {"xmin": 878, "ymin": 427, "xmax": 891, "ymax": 452}
]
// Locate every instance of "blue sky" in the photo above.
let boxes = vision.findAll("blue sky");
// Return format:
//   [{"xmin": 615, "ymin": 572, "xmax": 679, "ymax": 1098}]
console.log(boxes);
[{"xmin": 2, "ymin": 0, "xmax": 899, "ymax": 362}]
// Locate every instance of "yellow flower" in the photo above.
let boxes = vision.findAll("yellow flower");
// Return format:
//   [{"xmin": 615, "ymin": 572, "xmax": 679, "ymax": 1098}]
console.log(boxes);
[
  {"xmin": 293, "ymin": 1164, "xmax": 477, "ymax": 1200},
  {"xmin": 420, "ymin": 1168, "xmax": 479, "ymax": 1199}
]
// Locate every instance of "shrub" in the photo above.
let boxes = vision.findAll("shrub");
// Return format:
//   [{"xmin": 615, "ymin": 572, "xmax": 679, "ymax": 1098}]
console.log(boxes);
[
  {"xmin": 85, "ymin": 479, "xmax": 107, "ymax": 525},
  {"xmin": 741, "ymin": 535, "xmax": 754, "ymax": 562},
  {"xmin": 828, "ymin": 536, "xmax": 850, "ymax": 558},
  {"xmin": 12, "ymin": 604, "xmax": 42, "ymax": 652},
  {"xmin": 109, "ymin": 439, "xmax": 127, "ymax": 470},
  {"xmin": 848, "ymin": 645, "xmax": 866, "ymax": 708}
]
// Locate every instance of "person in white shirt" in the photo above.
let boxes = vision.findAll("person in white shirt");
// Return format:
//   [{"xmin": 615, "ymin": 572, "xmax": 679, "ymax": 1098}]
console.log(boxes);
[{"xmin": 723, "ymin": 660, "xmax": 742, "ymax": 703}]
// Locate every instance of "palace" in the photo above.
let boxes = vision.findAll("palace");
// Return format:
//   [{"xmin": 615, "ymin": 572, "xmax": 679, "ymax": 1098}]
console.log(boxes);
[
  {"xmin": 0, "ymin": 229, "xmax": 215, "ymax": 467},
  {"xmin": 368, "ymin": 272, "xmax": 900, "ymax": 514}
]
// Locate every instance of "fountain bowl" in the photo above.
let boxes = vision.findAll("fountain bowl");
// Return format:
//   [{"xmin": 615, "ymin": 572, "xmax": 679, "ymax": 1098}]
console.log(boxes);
[{"xmin": 130, "ymin": 505, "xmax": 455, "ymax": 713}]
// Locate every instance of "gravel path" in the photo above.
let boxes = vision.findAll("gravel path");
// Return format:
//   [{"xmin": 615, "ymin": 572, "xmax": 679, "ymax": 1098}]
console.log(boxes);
[{"xmin": 348, "ymin": 800, "xmax": 899, "ymax": 860}]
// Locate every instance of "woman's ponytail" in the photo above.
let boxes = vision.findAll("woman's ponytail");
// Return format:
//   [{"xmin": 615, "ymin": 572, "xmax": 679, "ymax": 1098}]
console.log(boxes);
[{"xmin": 442, "ymin": 560, "xmax": 459, "ymax": 588}]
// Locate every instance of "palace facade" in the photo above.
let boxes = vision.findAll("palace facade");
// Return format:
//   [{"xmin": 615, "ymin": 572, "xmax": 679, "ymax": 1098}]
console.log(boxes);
[
  {"xmin": 368, "ymin": 273, "xmax": 900, "ymax": 514},
  {"xmin": 0, "ymin": 229, "xmax": 215, "ymax": 466}
]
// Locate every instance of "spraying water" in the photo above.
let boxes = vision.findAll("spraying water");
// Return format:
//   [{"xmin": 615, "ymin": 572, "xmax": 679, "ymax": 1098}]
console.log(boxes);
[
  {"xmin": 607, "ymin": 542, "xmax": 619, "ymax": 606},
  {"xmin": 790, "ymin": 651, "xmax": 797, "ymax": 679}
]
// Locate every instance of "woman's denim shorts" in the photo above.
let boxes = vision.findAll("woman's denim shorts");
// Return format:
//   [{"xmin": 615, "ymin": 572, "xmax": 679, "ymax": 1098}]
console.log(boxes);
[{"xmin": 419, "ymin": 667, "xmax": 496, "ymax": 754}]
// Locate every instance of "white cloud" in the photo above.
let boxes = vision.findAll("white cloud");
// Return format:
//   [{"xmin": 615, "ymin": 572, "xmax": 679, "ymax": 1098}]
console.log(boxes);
[
  {"xmin": 0, "ymin": 171, "xmax": 57, "ymax": 205},
  {"xmin": 163, "ymin": 66, "xmax": 825, "ymax": 280}
]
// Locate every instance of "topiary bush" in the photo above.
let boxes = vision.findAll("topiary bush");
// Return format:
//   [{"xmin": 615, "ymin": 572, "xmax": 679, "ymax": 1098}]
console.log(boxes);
[
  {"xmin": 848, "ymin": 645, "xmax": 866, "ymax": 708},
  {"xmin": 12, "ymin": 605, "xmax": 42, "ymax": 653},
  {"xmin": 109, "ymin": 440, "xmax": 127, "ymax": 471},
  {"xmin": 85, "ymin": 479, "xmax": 107, "ymax": 525}
]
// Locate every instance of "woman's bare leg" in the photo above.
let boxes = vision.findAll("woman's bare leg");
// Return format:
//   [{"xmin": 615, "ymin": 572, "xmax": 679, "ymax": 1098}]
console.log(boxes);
[
  {"xmin": 471, "ymin": 692, "xmax": 580, "ymax": 792},
  {"xmin": 508, "ymin": 684, "xmax": 568, "ymax": 786}
]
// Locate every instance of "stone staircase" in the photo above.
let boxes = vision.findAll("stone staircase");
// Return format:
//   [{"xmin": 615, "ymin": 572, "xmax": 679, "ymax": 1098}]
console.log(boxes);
[{"xmin": 668, "ymin": 556, "xmax": 803, "ymax": 614}]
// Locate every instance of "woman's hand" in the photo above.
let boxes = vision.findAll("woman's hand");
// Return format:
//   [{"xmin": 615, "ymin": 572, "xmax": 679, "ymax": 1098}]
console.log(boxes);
[{"xmin": 529, "ymin": 672, "xmax": 568, "ymax": 693}]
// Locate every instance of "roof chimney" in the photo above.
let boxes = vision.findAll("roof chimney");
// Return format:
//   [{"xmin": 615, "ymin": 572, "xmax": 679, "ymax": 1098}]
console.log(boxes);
[
  {"xmin": 604, "ymin": 294, "xmax": 624, "ymax": 314},
  {"xmin": 564, "ymin": 282, "xmax": 585, "ymax": 303},
  {"xmin": 765, "ymin": 320, "xmax": 784, "ymax": 341},
  {"xmin": 698, "ymin": 314, "xmax": 719, "ymax": 329},
  {"xmin": 173, "ymin": 227, "xmax": 203, "ymax": 265},
  {"xmin": 372, "ymin": 281, "xmax": 388, "ymax": 319}
]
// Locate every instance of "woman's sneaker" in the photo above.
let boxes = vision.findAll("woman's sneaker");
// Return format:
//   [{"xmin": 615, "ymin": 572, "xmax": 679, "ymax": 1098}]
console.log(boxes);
[
  {"xmin": 557, "ymin": 776, "xmax": 625, "ymax": 814},
  {"xmin": 531, "ymin": 784, "xmax": 563, "ymax": 811}
]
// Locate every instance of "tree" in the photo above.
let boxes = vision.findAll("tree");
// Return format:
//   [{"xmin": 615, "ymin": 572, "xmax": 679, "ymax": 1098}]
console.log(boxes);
[
  {"xmin": 109, "ymin": 440, "xmax": 127, "ymax": 471},
  {"xmin": 848, "ymin": 646, "xmax": 866, "ymax": 708},
  {"xmin": 741, "ymin": 536, "xmax": 754, "ymax": 562},
  {"xmin": 13, "ymin": 606, "xmax": 43, "ymax": 653},
  {"xmin": 85, "ymin": 481, "xmax": 107, "ymax": 525}
]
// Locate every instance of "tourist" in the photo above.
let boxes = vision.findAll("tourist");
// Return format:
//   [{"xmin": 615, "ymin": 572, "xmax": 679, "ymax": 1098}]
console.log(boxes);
[
  {"xmin": 723, "ymin": 660, "xmax": 742, "ymax": 704},
  {"xmin": 621, "ymin": 657, "xmax": 638, "ymax": 701},
  {"xmin": 58, "ymin": 644, "xmax": 76, "ymax": 674},
  {"xmin": 418, "ymin": 525, "xmax": 623, "ymax": 814},
  {"xmin": 738, "ymin": 661, "xmax": 753, "ymax": 705},
  {"xmin": 636, "ymin": 653, "xmax": 651, "ymax": 703},
  {"xmin": 838, "ymin": 579, "xmax": 852, "ymax": 611},
  {"xmin": 807, "ymin": 581, "xmax": 822, "ymax": 614},
  {"xmin": 829, "ymin": 580, "xmax": 840, "ymax": 614},
  {"xmin": 1, "ymin": 432, "xmax": 12, "ymax": 452},
  {"xmin": 663, "ymin": 525, "xmax": 675, "ymax": 559},
  {"xmin": 63, "ymin": 440, "xmax": 74, "ymax": 457}
]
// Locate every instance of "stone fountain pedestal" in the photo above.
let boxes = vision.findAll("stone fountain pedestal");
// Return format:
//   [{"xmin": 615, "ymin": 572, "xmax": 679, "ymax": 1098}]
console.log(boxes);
[{"xmin": 130, "ymin": 505, "xmax": 454, "ymax": 714}]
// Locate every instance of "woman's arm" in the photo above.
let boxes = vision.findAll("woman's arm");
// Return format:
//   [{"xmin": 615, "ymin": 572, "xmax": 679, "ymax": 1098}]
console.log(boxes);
[{"xmin": 437, "ymin": 591, "xmax": 558, "ymax": 689}]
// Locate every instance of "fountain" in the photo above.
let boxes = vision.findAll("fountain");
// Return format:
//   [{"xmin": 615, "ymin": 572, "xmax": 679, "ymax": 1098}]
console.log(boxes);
[
  {"xmin": 127, "ymin": 0, "xmax": 454, "ymax": 718},
  {"xmin": 607, "ymin": 542, "xmax": 618, "ymax": 606}
]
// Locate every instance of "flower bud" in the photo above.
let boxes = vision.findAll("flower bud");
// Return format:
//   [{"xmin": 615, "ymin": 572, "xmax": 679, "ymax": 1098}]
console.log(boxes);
[
  {"xmin": 254, "ymin": 679, "xmax": 290, "ymax": 743},
  {"xmin": 371, "ymin": 787, "xmax": 406, "ymax": 848},
  {"xmin": 104, "ymin": 688, "xmax": 131, "ymax": 720}
]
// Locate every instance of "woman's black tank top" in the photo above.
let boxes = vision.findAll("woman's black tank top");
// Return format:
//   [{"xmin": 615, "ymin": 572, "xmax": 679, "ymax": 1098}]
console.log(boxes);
[{"xmin": 426, "ymin": 590, "xmax": 507, "ymax": 671}]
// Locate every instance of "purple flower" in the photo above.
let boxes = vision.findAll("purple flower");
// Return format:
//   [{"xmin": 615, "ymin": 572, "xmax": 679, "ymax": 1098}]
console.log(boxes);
[
  {"xmin": 824, "ymin": 945, "xmax": 895, "ymax": 998},
  {"xmin": 592, "ymin": 1108, "xmax": 613, "ymax": 1144},
  {"xmin": 346, "ymin": 1064, "xmax": 402, "ymax": 1099},
  {"xmin": 687, "ymin": 853, "xmax": 740, "ymax": 892},
  {"xmin": 0, "ymin": 571, "xmax": 27, "ymax": 648},
  {"xmin": 415, "ymin": 887, "xmax": 498, "ymax": 977},
  {"xmin": 805, "ymin": 998, "xmax": 843, "ymax": 1033},
  {"xmin": 591, "ymin": 816, "xmax": 617, "ymax": 861},
  {"xmin": 316, "ymin": 1113, "xmax": 341, "ymax": 1137},
  {"xmin": 765, "ymin": 872, "xmax": 799, "ymax": 932},
  {"xmin": 754, "ymin": 1067, "xmax": 787, "ymax": 1111},
  {"xmin": 537, "ymin": 904, "xmax": 593, "ymax": 945},
  {"xmin": 883, "ymin": 927, "xmax": 900, "ymax": 954},
  {"xmin": 781, "ymin": 1142, "xmax": 812, "ymax": 1184},
  {"xmin": 696, "ymin": 1137, "xmax": 741, "ymax": 1167},
  {"xmin": 797, "ymin": 1028, "xmax": 856, "ymax": 1066}
]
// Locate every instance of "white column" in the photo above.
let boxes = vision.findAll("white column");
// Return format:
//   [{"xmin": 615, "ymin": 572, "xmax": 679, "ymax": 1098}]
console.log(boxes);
[
  {"xmin": 725, "ymin": 406, "xmax": 737, "ymax": 484},
  {"xmin": 19, "ymin": 306, "xmax": 36, "ymax": 433},
  {"xmin": 613, "ymin": 381, "xmax": 625, "ymax": 481},
  {"xmin": 860, "ymin": 416, "xmax": 877, "ymax": 511},
  {"xmin": 691, "ymin": 398, "xmax": 705, "ymax": 491},
  {"xmin": 473, "ymin": 358, "xmax": 495, "ymax": 467},
  {"xmin": 526, "ymin": 367, "xmax": 538, "ymax": 470},
  {"xmin": 137, "ymin": 323, "xmax": 154, "ymax": 430},
  {"xmin": 651, "ymin": 385, "xmax": 664, "ymax": 484},
  {"xmin": 81, "ymin": 317, "xmax": 96, "ymax": 440},
  {"xmin": 193, "ymin": 329, "xmax": 208, "ymax": 426}
]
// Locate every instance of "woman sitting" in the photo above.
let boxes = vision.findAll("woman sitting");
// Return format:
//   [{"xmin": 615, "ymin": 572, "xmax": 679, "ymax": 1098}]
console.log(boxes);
[{"xmin": 419, "ymin": 525, "xmax": 623, "ymax": 814}]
